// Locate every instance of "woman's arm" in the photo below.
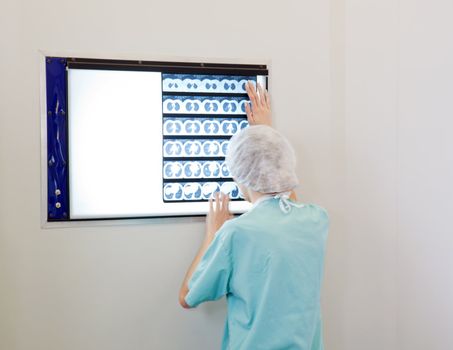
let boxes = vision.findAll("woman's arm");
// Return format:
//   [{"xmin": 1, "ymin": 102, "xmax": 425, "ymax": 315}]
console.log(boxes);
[
  {"xmin": 179, "ymin": 192, "xmax": 232, "ymax": 308},
  {"xmin": 178, "ymin": 236, "xmax": 212, "ymax": 308}
]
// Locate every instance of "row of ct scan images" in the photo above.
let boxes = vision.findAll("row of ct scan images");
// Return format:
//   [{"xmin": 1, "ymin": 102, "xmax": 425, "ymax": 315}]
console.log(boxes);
[
  {"xmin": 164, "ymin": 160, "xmax": 231, "ymax": 179},
  {"xmin": 164, "ymin": 118, "xmax": 248, "ymax": 136},
  {"xmin": 163, "ymin": 96, "xmax": 248, "ymax": 115},
  {"xmin": 163, "ymin": 181, "xmax": 242, "ymax": 201},
  {"xmin": 164, "ymin": 139, "xmax": 230, "ymax": 158},
  {"xmin": 162, "ymin": 75, "xmax": 256, "ymax": 94}
]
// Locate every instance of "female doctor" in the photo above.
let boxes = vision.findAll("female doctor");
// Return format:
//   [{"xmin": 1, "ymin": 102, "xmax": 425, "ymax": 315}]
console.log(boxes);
[{"xmin": 179, "ymin": 82, "xmax": 329, "ymax": 350}]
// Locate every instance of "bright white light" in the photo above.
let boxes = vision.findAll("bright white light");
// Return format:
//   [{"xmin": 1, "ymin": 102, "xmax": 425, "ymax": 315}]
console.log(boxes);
[{"xmin": 68, "ymin": 69, "xmax": 251, "ymax": 219}]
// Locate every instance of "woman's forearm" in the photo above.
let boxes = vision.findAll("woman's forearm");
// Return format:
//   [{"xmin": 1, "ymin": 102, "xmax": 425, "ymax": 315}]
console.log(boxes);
[{"xmin": 179, "ymin": 236, "xmax": 213, "ymax": 308}]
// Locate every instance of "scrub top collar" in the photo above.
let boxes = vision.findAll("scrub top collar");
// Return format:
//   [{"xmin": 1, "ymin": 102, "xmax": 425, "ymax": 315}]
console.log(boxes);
[{"xmin": 249, "ymin": 191, "xmax": 304, "ymax": 214}]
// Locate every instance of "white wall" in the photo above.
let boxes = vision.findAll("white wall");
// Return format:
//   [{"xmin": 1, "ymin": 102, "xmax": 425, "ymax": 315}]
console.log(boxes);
[
  {"xmin": 0, "ymin": 1, "xmax": 333, "ymax": 349},
  {"xmin": 341, "ymin": 0, "xmax": 400, "ymax": 348},
  {"xmin": 335, "ymin": 0, "xmax": 453, "ymax": 349},
  {"xmin": 3, "ymin": 0, "xmax": 452, "ymax": 349},
  {"xmin": 397, "ymin": 0, "xmax": 453, "ymax": 348}
]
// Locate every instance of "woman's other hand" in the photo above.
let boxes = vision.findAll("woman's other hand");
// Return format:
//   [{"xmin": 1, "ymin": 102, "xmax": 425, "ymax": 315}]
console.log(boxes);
[
  {"xmin": 245, "ymin": 81, "xmax": 272, "ymax": 127},
  {"xmin": 205, "ymin": 192, "xmax": 233, "ymax": 240}
]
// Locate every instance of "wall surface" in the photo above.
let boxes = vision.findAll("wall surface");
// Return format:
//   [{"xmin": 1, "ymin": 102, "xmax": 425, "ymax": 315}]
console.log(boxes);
[
  {"xmin": 397, "ymin": 0, "xmax": 453, "ymax": 348},
  {"xmin": 0, "ymin": 1, "xmax": 333, "ymax": 349},
  {"xmin": 338, "ymin": 0, "xmax": 453, "ymax": 349},
  {"xmin": 342, "ymin": 0, "xmax": 400, "ymax": 348},
  {"xmin": 2, "ymin": 0, "xmax": 452, "ymax": 349}
]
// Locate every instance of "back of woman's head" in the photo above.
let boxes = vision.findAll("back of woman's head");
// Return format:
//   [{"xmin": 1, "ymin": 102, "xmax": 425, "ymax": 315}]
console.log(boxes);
[{"xmin": 226, "ymin": 125, "xmax": 299, "ymax": 194}]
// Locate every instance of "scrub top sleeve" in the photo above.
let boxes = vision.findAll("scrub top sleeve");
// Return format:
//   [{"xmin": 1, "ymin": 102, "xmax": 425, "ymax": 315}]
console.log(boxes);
[{"xmin": 185, "ymin": 224, "xmax": 233, "ymax": 308}]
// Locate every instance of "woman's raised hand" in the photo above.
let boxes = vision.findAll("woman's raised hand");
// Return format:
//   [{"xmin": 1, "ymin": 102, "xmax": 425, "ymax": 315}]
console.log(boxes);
[{"xmin": 245, "ymin": 81, "xmax": 272, "ymax": 127}]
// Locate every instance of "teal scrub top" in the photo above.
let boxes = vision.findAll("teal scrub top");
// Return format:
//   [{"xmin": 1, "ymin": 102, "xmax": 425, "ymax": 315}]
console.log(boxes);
[{"xmin": 185, "ymin": 196, "xmax": 329, "ymax": 350}]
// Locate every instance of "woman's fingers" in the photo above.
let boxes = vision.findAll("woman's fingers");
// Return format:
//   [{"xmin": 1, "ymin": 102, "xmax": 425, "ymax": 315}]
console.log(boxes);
[
  {"xmin": 245, "ymin": 102, "xmax": 255, "ymax": 124},
  {"xmin": 246, "ymin": 81, "xmax": 259, "ymax": 108},
  {"xmin": 222, "ymin": 192, "xmax": 230, "ymax": 213},
  {"xmin": 257, "ymin": 83, "xmax": 266, "ymax": 108},
  {"xmin": 211, "ymin": 192, "xmax": 223, "ymax": 212},
  {"xmin": 210, "ymin": 191, "xmax": 230, "ymax": 213},
  {"xmin": 245, "ymin": 81, "xmax": 254, "ymax": 97},
  {"xmin": 258, "ymin": 83, "xmax": 270, "ymax": 108},
  {"xmin": 208, "ymin": 197, "xmax": 214, "ymax": 214},
  {"xmin": 246, "ymin": 81, "xmax": 272, "ymax": 126},
  {"xmin": 215, "ymin": 191, "xmax": 220, "ymax": 212},
  {"xmin": 264, "ymin": 89, "xmax": 271, "ymax": 109}
]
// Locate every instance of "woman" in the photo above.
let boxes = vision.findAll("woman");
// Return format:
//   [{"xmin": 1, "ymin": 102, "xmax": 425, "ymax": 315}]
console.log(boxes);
[{"xmin": 179, "ymin": 82, "xmax": 329, "ymax": 350}]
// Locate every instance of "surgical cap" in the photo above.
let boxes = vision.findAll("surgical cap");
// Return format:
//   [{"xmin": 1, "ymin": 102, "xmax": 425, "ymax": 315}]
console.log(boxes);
[{"xmin": 226, "ymin": 125, "xmax": 299, "ymax": 193}]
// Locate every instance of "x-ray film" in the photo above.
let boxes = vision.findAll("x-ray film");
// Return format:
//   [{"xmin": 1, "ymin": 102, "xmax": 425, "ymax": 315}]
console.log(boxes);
[{"xmin": 161, "ymin": 74, "xmax": 255, "ymax": 203}]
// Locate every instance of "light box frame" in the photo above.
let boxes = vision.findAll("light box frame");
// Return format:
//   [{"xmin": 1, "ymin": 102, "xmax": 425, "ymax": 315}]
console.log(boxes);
[{"xmin": 41, "ymin": 55, "xmax": 268, "ymax": 223}]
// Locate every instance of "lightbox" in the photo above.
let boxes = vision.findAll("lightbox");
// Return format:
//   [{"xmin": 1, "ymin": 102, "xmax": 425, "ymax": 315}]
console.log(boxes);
[{"xmin": 43, "ymin": 57, "xmax": 268, "ymax": 221}]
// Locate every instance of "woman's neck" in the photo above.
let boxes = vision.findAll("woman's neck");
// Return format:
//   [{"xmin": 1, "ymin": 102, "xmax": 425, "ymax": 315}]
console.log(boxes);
[{"xmin": 248, "ymin": 190, "xmax": 270, "ymax": 204}]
